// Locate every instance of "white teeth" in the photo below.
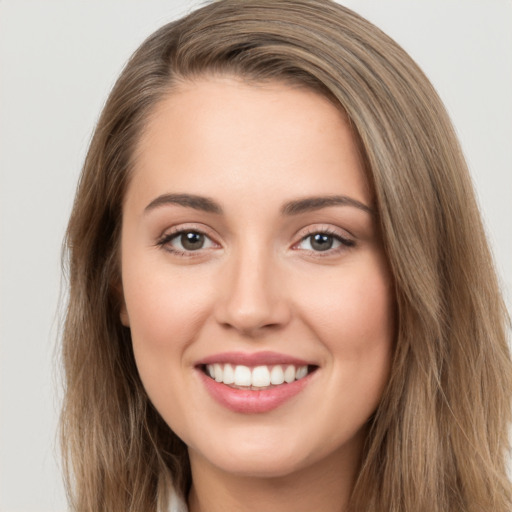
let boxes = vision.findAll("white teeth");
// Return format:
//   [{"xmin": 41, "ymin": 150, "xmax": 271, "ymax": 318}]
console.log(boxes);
[
  {"xmin": 213, "ymin": 363, "xmax": 223, "ymax": 382},
  {"xmin": 223, "ymin": 364, "xmax": 235, "ymax": 384},
  {"xmin": 205, "ymin": 363, "xmax": 311, "ymax": 387},
  {"xmin": 284, "ymin": 365, "xmax": 296, "ymax": 383},
  {"xmin": 270, "ymin": 365, "xmax": 285, "ymax": 385},
  {"xmin": 234, "ymin": 365, "xmax": 252, "ymax": 386},
  {"xmin": 296, "ymin": 365, "xmax": 308, "ymax": 380},
  {"xmin": 252, "ymin": 366, "xmax": 271, "ymax": 387}
]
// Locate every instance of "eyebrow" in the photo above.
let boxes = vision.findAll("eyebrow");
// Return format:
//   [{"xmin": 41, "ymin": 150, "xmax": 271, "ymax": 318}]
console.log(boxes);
[
  {"xmin": 281, "ymin": 195, "xmax": 374, "ymax": 216},
  {"xmin": 144, "ymin": 193, "xmax": 374, "ymax": 216},
  {"xmin": 144, "ymin": 193, "xmax": 223, "ymax": 214}
]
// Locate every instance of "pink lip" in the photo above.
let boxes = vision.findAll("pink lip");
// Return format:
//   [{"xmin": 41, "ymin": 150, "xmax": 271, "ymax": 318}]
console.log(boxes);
[
  {"xmin": 196, "ymin": 350, "xmax": 312, "ymax": 367},
  {"xmin": 195, "ymin": 351, "xmax": 318, "ymax": 414}
]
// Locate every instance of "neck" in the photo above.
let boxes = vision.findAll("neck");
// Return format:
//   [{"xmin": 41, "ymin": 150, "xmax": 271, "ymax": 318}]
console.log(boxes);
[{"xmin": 187, "ymin": 433, "xmax": 364, "ymax": 512}]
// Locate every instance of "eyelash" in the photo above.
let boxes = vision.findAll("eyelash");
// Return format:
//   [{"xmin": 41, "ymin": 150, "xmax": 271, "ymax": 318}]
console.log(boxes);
[
  {"xmin": 155, "ymin": 226, "xmax": 355, "ymax": 258},
  {"xmin": 155, "ymin": 226, "xmax": 217, "ymax": 258},
  {"xmin": 293, "ymin": 227, "xmax": 355, "ymax": 257}
]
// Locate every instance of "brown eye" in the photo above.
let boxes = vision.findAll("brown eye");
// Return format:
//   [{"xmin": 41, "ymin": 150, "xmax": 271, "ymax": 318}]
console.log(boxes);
[
  {"xmin": 310, "ymin": 233, "xmax": 334, "ymax": 251},
  {"xmin": 157, "ymin": 229, "xmax": 216, "ymax": 254},
  {"xmin": 180, "ymin": 231, "xmax": 205, "ymax": 250},
  {"xmin": 296, "ymin": 231, "xmax": 355, "ymax": 254}
]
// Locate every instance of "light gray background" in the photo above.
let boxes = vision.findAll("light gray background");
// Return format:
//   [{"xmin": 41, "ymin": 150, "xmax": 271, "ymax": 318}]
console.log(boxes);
[{"xmin": 1, "ymin": 1, "xmax": 511, "ymax": 511}]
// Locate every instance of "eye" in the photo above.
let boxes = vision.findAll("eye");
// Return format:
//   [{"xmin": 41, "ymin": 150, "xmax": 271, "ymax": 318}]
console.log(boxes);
[
  {"xmin": 157, "ymin": 229, "xmax": 216, "ymax": 254},
  {"xmin": 296, "ymin": 231, "xmax": 355, "ymax": 253},
  {"xmin": 176, "ymin": 231, "xmax": 207, "ymax": 251}
]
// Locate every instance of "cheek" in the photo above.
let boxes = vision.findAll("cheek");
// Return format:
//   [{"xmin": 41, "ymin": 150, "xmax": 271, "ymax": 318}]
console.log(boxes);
[
  {"xmin": 297, "ymin": 259, "xmax": 394, "ymax": 347},
  {"xmin": 295, "ymin": 262, "xmax": 394, "ymax": 446},
  {"xmin": 121, "ymin": 261, "xmax": 221, "ymax": 433},
  {"xmin": 121, "ymin": 258, "xmax": 216, "ymax": 380},
  {"xmin": 123, "ymin": 257, "xmax": 211, "ymax": 332},
  {"xmin": 295, "ymin": 256, "xmax": 395, "ymax": 403}
]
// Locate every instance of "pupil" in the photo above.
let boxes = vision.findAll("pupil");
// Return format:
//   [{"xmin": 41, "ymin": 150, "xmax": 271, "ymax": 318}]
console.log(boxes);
[
  {"xmin": 181, "ymin": 232, "xmax": 204, "ymax": 250},
  {"xmin": 311, "ymin": 233, "xmax": 333, "ymax": 251}
]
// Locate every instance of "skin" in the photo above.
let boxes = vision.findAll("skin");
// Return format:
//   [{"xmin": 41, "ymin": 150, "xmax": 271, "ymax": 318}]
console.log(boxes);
[{"xmin": 120, "ymin": 76, "xmax": 395, "ymax": 512}]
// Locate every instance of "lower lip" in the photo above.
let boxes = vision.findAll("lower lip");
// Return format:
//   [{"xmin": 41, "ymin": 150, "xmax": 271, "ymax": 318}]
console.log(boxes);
[{"xmin": 198, "ymin": 370, "xmax": 315, "ymax": 414}]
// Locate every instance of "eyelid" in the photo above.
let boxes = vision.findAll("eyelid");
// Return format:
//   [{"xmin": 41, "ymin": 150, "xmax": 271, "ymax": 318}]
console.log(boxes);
[
  {"xmin": 294, "ymin": 224, "xmax": 354, "ymax": 241},
  {"xmin": 155, "ymin": 223, "xmax": 221, "ymax": 256},
  {"xmin": 154, "ymin": 222, "xmax": 355, "ymax": 258},
  {"xmin": 291, "ymin": 224, "xmax": 356, "ymax": 255}
]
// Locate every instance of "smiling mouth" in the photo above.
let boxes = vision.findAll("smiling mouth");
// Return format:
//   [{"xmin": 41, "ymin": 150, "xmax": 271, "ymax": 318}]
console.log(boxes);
[{"xmin": 200, "ymin": 363, "xmax": 318, "ymax": 390}]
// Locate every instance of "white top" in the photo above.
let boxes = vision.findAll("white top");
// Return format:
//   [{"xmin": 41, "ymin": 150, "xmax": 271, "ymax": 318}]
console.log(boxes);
[{"xmin": 168, "ymin": 490, "xmax": 188, "ymax": 512}]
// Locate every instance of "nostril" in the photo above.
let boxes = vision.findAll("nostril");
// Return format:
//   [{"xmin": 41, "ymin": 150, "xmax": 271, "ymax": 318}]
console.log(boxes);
[
  {"xmin": 218, "ymin": 319, "xmax": 284, "ymax": 338},
  {"xmin": 214, "ymin": 275, "xmax": 292, "ymax": 335}
]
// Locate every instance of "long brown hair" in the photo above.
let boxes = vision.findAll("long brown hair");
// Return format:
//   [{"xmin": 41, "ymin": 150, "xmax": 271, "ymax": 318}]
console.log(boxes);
[{"xmin": 61, "ymin": 1, "xmax": 512, "ymax": 510}]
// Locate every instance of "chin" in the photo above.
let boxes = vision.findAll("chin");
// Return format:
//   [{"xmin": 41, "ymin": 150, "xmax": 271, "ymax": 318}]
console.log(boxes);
[
  {"xmin": 186, "ymin": 424, "xmax": 345, "ymax": 480},
  {"xmin": 203, "ymin": 449, "xmax": 311, "ymax": 479}
]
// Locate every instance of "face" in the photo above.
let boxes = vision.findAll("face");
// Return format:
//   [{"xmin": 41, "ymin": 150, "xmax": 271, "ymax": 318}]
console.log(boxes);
[{"xmin": 120, "ymin": 77, "xmax": 394, "ymax": 480}]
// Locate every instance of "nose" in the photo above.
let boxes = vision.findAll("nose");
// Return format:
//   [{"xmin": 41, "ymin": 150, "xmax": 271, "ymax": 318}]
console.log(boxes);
[{"xmin": 214, "ymin": 245, "xmax": 291, "ymax": 336}]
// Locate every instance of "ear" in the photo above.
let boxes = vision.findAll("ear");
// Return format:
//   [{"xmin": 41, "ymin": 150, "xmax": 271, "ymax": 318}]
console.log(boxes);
[
  {"xmin": 119, "ymin": 298, "xmax": 130, "ymax": 327},
  {"xmin": 113, "ymin": 278, "xmax": 130, "ymax": 327}
]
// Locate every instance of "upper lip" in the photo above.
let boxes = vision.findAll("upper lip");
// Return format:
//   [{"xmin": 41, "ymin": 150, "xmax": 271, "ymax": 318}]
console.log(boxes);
[{"xmin": 195, "ymin": 351, "xmax": 315, "ymax": 367}]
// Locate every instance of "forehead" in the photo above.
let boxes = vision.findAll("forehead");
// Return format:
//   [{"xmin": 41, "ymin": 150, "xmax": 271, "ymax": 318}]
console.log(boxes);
[{"xmin": 127, "ymin": 76, "xmax": 370, "ymax": 212}]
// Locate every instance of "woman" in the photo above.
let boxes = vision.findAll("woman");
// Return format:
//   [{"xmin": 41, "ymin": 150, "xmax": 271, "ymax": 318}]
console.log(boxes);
[{"xmin": 61, "ymin": 1, "xmax": 512, "ymax": 511}]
